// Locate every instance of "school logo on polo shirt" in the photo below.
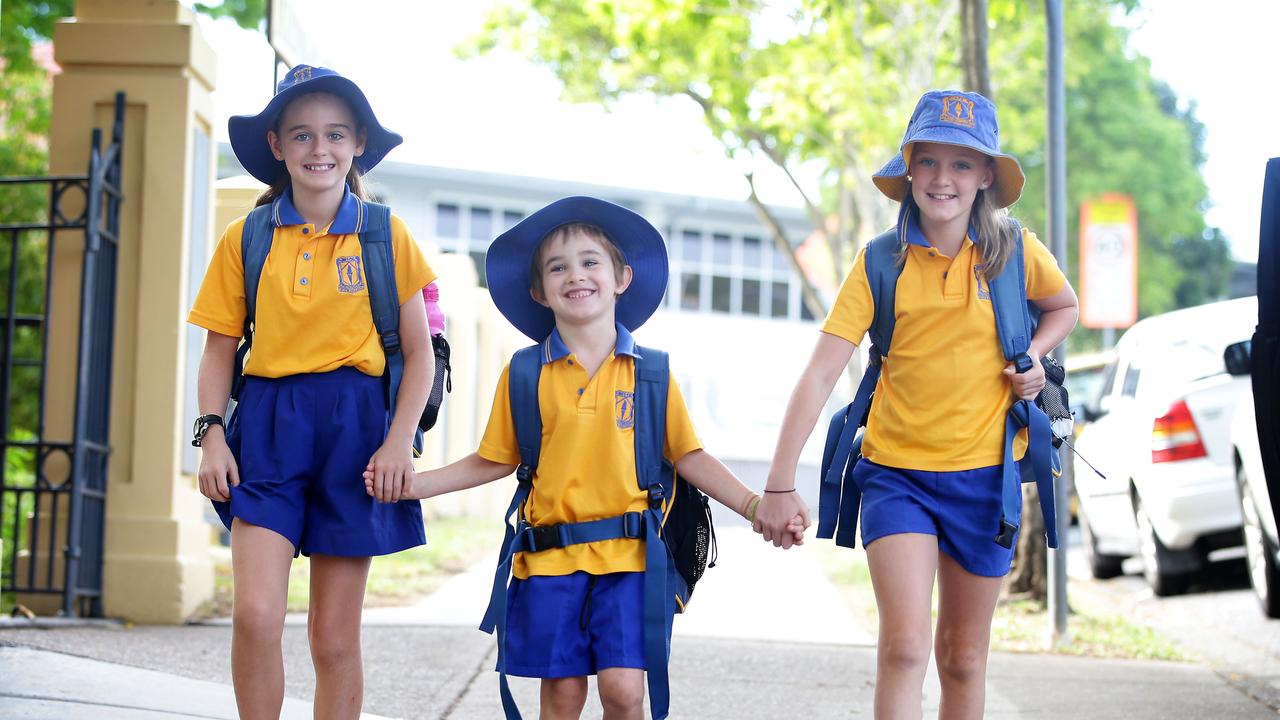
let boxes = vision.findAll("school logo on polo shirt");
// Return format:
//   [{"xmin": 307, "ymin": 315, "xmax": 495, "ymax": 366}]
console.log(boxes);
[
  {"xmin": 336, "ymin": 256, "xmax": 366, "ymax": 293},
  {"xmin": 615, "ymin": 390, "xmax": 635, "ymax": 430},
  {"xmin": 973, "ymin": 264, "xmax": 991, "ymax": 300},
  {"xmin": 940, "ymin": 95, "xmax": 976, "ymax": 128}
]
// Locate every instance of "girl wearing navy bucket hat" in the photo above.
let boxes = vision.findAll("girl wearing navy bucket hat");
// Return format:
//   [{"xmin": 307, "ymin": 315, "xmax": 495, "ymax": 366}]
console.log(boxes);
[
  {"xmin": 188, "ymin": 65, "xmax": 436, "ymax": 718},
  {"xmin": 762, "ymin": 90, "xmax": 1079, "ymax": 718}
]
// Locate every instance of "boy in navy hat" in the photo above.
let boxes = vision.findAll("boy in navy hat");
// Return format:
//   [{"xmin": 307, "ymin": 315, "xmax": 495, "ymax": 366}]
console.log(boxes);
[{"xmin": 368, "ymin": 196, "xmax": 805, "ymax": 719}]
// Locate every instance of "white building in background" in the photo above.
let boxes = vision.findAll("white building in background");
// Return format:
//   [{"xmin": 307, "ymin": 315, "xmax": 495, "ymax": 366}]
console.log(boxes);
[{"xmin": 217, "ymin": 146, "xmax": 848, "ymax": 494}]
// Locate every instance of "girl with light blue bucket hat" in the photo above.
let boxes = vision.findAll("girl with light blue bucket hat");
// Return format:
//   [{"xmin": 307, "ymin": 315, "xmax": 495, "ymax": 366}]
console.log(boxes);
[{"xmin": 760, "ymin": 89, "xmax": 1080, "ymax": 718}]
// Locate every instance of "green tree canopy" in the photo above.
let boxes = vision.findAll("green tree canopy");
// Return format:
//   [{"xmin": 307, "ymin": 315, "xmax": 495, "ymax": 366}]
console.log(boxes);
[{"xmin": 467, "ymin": 0, "xmax": 1225, "ymax": 340}]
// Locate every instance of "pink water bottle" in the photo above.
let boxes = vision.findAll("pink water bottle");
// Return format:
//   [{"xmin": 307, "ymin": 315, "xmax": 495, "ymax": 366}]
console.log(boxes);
[{"xmin": 424, "ymin": 282, "xmax": 446, "ymax": 336}]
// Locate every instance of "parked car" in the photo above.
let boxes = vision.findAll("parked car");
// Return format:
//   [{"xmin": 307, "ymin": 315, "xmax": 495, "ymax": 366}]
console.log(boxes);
[
  {"xmin": 1067, "ymin": 349, "xmax": 1117, "ymax": 427},
  {"xmin": 1073, "ymin": 296, "xmax": 1256, "ymax": 595},
  {"xmin": 1227, "ymin": 340, "xmax": 1280, "ymax": 616}
]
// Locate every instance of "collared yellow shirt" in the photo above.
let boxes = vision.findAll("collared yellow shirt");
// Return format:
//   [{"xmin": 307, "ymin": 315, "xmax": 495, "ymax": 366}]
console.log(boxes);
[
  {"xmin": 188, "ymin": 187, "xmax": 435, "ymax": 378},
  {"xmin": 478, "ymin": 328, "xmax": 703, "ymax": 579},
  {"xmin": 822, "ymin": 222, "xmax": 1067, "ymax": 471}
]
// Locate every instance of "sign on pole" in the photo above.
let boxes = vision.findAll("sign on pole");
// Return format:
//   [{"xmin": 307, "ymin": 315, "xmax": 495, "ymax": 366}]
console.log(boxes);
[{"xmin": 1079, "ymin": 193, "xmax": 1138, "ymax": 329}]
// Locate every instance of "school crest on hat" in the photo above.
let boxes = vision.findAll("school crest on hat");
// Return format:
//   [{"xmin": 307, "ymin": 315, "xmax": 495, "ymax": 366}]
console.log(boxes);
[{"xmin": 940, "ymin": 95, "xmax": 976, "ymax": 127}]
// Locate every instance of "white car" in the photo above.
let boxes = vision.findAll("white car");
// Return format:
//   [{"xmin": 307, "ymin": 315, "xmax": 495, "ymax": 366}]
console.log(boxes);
[
  {"xmin": 1074, "ymin": 296, "xmax": 1256, "ymax": 595},
  {"xmin": 1228, "ymin": 340, "xmax": 1280, "ymax": 617}
]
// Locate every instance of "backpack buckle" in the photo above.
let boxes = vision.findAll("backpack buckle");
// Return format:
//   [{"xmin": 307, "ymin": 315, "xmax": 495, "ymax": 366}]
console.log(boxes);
[
  {"xmin": 648, "ymin": 485, "xmax": 666, "ymax": 509},
  {"xmin": 994, "ymin": 519, "xmax": 1018, "ymax": 549},
  {"xmin": 516, "ymin": 464, "xmax": 534, "ymax": 483},
  {"xmin": 381, "ymin": 331, "xmax": 401, "ymax": 356},
  {"xmin": 1013, "ymin": 353, "xmax": 1034, "ymax": 374},
  {"xmin": 522, "ymin": 524, "xmax": 564, "ymax": 553},
  {"xmin": 622, "ymin": 512, "xmax": 644, "ymax": 539}
]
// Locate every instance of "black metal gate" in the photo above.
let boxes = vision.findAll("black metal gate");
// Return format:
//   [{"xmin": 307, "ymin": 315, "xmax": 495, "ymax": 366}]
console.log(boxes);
[{"xmin": 1, "ymin": 92, "xmax": 124, "ymax": 617}]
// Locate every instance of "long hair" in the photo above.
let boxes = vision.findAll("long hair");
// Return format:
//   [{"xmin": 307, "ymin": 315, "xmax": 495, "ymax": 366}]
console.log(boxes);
[
  {"xmin": 252, "ymin": 92, "xmax": 371, "ymax": 208},
  {"xmin": 896, "ymin": 177, "xmax": 1018, "ymax": 281},
  {"xmin": 970, "ymin": 184, "xmax": 1018, "ymax": 281}
]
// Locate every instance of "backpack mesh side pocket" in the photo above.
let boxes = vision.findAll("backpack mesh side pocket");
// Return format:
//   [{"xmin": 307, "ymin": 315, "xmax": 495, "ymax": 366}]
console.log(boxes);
[
  {"xmin": 662, "ymin": 472, "xmax": 716, "ymax": 608},
  {"xmin": 1036, "ymin": 354, "xmax": 1072, "ymax": 447}
]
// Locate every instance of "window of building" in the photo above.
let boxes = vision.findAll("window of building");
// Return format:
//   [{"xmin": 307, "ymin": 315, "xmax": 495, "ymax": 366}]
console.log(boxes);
[
  {"xmin": 742, "ymin": 278, "xmax": 761, "ymax": 315},
  {"xmin": 436, "ymin": 203, "xmax": 459, "ymax": 238},
  {"xmin": 711, "ymin": 276, "xmax": 732, "ymax": 313},
  {"xmin": 771, "ymin": 281, "xmax": 789, "ymax": 318}
]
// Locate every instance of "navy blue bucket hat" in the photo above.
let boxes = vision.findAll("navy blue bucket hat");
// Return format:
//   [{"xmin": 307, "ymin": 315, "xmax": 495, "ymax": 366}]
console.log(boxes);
[
  {"xmin": 486, "ymin": 196, "xmax": 669, "ymax": 342},
  {"xmin": 873, "ymin": 90, "xmax": 1025, "ymax": 209},
  {"xmin": 228, "ymin": 64, "xmax": 403, "ymax": 185}
]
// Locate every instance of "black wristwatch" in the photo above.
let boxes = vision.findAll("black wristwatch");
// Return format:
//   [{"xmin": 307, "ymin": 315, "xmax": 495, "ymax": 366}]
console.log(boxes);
[{"xmin": 192, "ymin": 414, "xmax": 224, "ymax": 447}]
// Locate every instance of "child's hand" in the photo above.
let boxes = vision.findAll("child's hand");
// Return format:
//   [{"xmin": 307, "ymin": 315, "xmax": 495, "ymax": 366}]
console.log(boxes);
[
  {"xmin": 365, "ymin": 442, "xmax": 416, "ymax": 503},
  {"xmin": 1003, "ymin": 351, "xmax": 1046, "ymax": 401},
  {"xmin": 196, "ymin": 430, "xmax": 238, "ymax": 502},
  {"xmin": 786, "ymin": 514, "xmax": 806, "ymax": 546}
]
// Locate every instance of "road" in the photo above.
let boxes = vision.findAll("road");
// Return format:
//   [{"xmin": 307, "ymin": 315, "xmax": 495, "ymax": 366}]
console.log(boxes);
[{"xmin": 1066, "ymin": 527, "xmax": 1280, "ymax": 712}]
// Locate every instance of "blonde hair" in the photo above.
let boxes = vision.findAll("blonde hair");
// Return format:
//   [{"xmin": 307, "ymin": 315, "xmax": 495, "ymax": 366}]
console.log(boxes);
[
  {"xmin": 529, "ymin": 223, "xmax": 628, "ymax": 299},
  {"xmin": 253, "ymin": 92, "xmax": 370, "ymax": 208}
]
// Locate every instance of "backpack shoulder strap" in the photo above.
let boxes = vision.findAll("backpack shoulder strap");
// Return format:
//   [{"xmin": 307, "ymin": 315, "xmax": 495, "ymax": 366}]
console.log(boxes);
[
  {"xmin": 988, "ymin": 218, "xmax": 1060, "ymax": 551},
  {"xmin": 482, "ymin": 344, "xmax": 544, "ymax": 719},
  {"xmin": 508, "ymin": 344, "xmax": 545, "ymax": 477},
  {"xmin": 232, "ymin": 204, "xmax": 276, "ymax": 400},
  {"xmin": 988, "ymin": 219, "xmax": 1034, "ymax": 371},
  {"xmin": 356, "ymin": 201, "xmax": 424, "ymax": 448},
  {"xmin": 633, "ymin": 345, "xmax": 677, "ymax": 720},
  {"xmin": 817, "ymin": 226, "xmax": 899, "ymax": 548},
  {"xmin": 633, "ymin": 346, "xmax": 669, "ymax": 492},
  {"xmin": 864, "ymin": 227, "xmax": 904, "ymax": 355}
]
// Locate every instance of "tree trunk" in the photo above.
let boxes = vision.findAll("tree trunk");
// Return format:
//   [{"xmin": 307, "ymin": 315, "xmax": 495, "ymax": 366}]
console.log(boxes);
[
  {"xmin": 961, "ymin": 0, "xmax": 991, "ymax": 98},
  {"xmin": 1006, "ymin": 484, "xmax": 1048, "ymax": 601}
]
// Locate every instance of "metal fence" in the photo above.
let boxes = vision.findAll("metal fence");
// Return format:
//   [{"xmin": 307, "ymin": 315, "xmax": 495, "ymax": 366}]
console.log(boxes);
[{"xmin": 1, "ymin": 92, "xmax": 124, "ymax": 617}]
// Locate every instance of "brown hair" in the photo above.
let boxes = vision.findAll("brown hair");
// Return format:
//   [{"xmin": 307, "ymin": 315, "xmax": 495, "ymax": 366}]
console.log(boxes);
[
  {"xmin": 253, "ymin": 92, "xmax": 370, "ymax": 207},
  {"xmin": 528, "ymin": 223, "xmax": 628, "ymax": 299}
]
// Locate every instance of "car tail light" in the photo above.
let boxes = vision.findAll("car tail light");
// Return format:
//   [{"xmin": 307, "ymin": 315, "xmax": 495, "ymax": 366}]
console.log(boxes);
[{"xmin": 1151, "ymin": 399, "xmax": 1208, "ymax": 463}]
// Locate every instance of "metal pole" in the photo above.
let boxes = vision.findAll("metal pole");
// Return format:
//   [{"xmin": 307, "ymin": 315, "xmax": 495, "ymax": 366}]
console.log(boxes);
[{"xmin": 1046, "ymin": 0, "xmax": 1070, "ymax": 645}]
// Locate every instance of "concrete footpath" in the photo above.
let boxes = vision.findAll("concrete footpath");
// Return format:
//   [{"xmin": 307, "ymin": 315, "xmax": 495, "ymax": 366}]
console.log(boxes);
[{"xmin": 2, "ymin": 528, "xmax": 1276, "ymax": 718}]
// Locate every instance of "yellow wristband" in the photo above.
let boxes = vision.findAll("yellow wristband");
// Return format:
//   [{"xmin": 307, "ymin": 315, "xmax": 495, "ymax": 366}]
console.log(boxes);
[{"xmin": 746, "ymin": 494, "xmax": 762, "ymax": 523}]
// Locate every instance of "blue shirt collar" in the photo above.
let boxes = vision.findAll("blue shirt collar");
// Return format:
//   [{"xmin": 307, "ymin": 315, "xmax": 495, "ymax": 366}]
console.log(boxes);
[
  {"xmin": 541, "ymin": 323, "xmax": 641, "ymax": 365},
  {"xmin": 271, "ymin": 185, "xmax": 364, "ymax": 234},
  {"xmin": 898, "ymin": 203, "xmax": 976, "ymax": 251}
]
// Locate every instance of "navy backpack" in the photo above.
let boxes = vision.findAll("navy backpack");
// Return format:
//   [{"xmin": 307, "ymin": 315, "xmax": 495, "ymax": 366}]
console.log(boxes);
[
  {"xmin": 479, "ymin": 341, "xmax": 715, "ymax": 720},
  {"xmin": 231, "ymin": 201, "xmax": 441, "ymax": 451}
]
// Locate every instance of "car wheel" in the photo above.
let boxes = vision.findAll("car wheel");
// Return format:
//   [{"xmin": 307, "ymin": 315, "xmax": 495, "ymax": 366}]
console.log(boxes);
[
  {"xmin": 1238, "ymin": 463, "xmax": 1280, "ymax": 618},
  {"xmin": 1079, "ymin": 505, "xmax": 1125, "ymax": 579},
  {"xmin": 1133, "ymin": 494, "xmax": 1191, "ymax": 597}
]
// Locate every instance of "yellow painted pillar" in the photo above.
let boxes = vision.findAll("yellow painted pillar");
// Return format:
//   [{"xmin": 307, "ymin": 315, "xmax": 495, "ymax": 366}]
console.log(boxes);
[{"xmin": 34, "ymin": 0, "xmax": 218, "ymax": 622}]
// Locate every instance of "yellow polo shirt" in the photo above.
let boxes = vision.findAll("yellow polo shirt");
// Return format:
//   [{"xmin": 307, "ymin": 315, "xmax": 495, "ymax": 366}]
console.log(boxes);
[
  {"xmin": 188, "ymin": 187, "xmax": 435, "ymax": 378},
  {"xmin": 823, "ymin": 215, "xmax": 1067, "ymax": 471},
  {"xmin": 478, "ymin": 326, "xmax": 703, "ymax": 579}
]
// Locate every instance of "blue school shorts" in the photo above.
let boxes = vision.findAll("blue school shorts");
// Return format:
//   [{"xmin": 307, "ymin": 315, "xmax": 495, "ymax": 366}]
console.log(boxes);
[
  {"xmin": 213, "ymin": 366, "xmax": 425, "ymax": 557},
  {"xmin": 854, "ymin": 459, "xmax": 1017, "ymax": 577},
  {"xmin": 501, "ymin": 571, "xmax": 668, "ymax": 678}
]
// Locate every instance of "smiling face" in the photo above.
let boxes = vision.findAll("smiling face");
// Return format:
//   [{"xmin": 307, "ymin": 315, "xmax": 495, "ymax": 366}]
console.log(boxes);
[
  {"xmin": 267, "ymin": 92, "xmax": 366, "ymax": 199},
  {"xmin": 531, "ymin": 225, "xmax": 633, "ymax": 330},
  {"xmin": 908, "ymin": 141, "xmax": 995, "ymax": 230}
]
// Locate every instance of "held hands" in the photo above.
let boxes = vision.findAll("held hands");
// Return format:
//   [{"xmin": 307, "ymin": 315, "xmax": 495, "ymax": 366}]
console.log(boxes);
[
  {"xmin": 196, "ymin": 427, "xmax": 239, "ymax": 502},
  {"xmin": 752, "ymin": 489, "xmax": 811, "ymax": 549},
  {"xmin": 364, "ymin": 441, "xmax": 416, "ymax": 503},
  {"xmin": 1003, "ymin": 350, "xmax": 1045, "ymax": 401}
]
